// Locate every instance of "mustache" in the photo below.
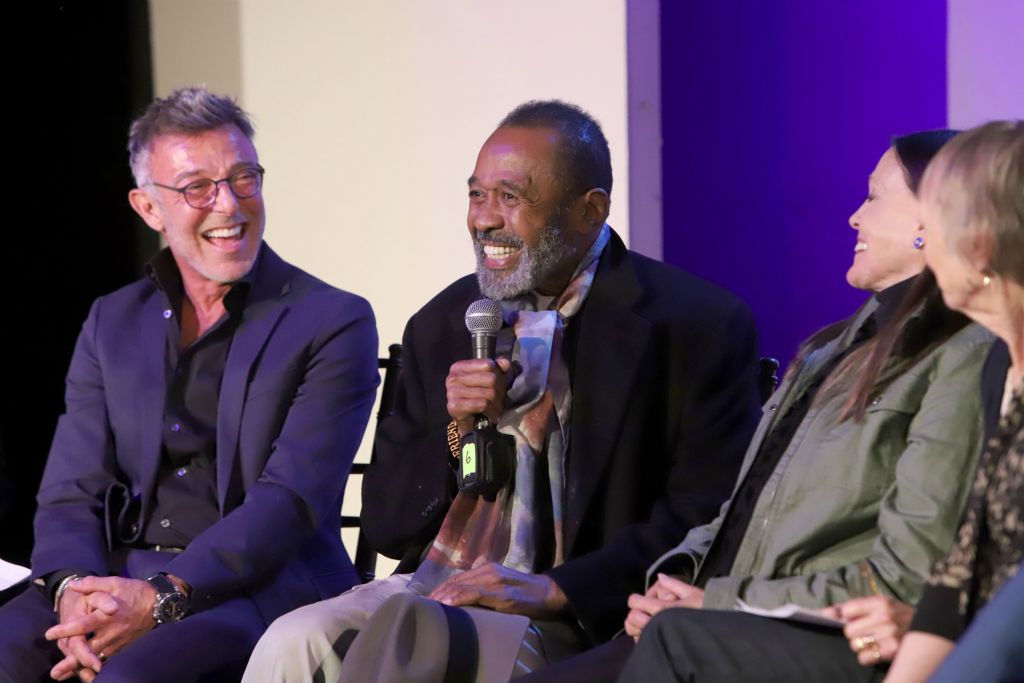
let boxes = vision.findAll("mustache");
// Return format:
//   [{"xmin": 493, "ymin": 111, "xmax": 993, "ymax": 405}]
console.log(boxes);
[{"xmin": 474, "ymin": 230, "xmax": 524, "ymax": 248}]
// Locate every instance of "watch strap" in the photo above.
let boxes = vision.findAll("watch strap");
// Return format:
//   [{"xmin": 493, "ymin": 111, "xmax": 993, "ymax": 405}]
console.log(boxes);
[{"xmin": 146, "ymin": 572, "xmax": 177, "ymax": 596}]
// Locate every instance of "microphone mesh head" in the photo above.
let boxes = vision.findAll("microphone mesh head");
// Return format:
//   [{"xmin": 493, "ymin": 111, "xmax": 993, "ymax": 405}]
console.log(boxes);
[{"xmin": 465, "ymin": 299, "xmax": 503, "ymax": 335}]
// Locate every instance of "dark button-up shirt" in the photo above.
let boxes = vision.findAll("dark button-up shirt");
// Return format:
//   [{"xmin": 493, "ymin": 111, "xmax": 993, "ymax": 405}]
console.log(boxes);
[{"xmin": 141, "ymin": 250, "xmax": 251, "ymax": 547}]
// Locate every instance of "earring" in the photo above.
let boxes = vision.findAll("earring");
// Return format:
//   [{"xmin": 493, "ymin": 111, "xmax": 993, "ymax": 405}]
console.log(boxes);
[
  {"xmin": 913, "ymin": 225, "xmax": 925, "ymax": 250},
  {"xmin": 982, "ymin": 275, "xmax": 992, "ymax": 287}
]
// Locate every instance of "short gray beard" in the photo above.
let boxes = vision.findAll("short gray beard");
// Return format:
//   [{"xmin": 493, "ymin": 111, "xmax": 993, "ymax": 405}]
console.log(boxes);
[{"xmin": 474, "ymin": 212, "xmax": 575, "ymax": 301}]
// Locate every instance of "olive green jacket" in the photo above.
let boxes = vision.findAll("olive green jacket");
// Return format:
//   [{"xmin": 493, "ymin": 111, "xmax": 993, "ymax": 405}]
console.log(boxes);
[{"xmin": 648, "ymin": 299, "xmax": 994, "ymax": 610}]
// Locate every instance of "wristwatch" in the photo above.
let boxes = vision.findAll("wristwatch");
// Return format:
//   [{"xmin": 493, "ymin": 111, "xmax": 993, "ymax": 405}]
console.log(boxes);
[{"xmin": 145, "ymin": 573, "xmax": 189, "ymax": 624}]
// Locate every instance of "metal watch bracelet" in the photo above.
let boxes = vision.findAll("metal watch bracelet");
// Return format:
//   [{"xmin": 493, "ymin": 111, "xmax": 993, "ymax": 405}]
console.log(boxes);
[{"xmin": 53, "ymin": 574, "xmax": 82, "ymax": 613}]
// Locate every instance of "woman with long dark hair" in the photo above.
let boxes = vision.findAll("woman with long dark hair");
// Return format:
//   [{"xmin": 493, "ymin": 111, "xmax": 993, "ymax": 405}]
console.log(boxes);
[
  {"xmin": 611, "ymin": 132, "xmax": 996, "ymax": 683},
  {"xmin": 521, "ymin": 129, "xmax": 994, "ymax": 683}
]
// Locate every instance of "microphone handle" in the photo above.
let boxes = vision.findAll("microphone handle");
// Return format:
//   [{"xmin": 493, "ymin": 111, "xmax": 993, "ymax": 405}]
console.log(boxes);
[
  {"xmin": 471, "ymin": 332, "xmax": 497, "ymax": 360},
  {"xmin": 471, "ymin": 331, "xmax": 497, "ymax": 428}
]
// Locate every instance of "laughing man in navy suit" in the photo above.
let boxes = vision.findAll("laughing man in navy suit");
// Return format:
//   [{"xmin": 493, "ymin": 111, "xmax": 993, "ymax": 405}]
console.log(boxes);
[{"xmin": 0, "ymin": 86, "xmax": 379, "ymax": 683}]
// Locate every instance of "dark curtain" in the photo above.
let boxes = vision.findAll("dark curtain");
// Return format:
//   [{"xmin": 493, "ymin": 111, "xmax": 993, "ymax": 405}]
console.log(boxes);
[{"xmin": 0, "ymin": 0, "xmax": 156, "ymax": 565}]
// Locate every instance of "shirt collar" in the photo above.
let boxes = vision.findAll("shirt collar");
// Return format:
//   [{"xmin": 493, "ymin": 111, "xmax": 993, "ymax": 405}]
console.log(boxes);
[
  {"xmin": 145, "ymin": 246, "xmax": 258, "ymax": 316},
  {"xmin": 872, "ymin": 274, "xmax": 917, "ymax": 329}
]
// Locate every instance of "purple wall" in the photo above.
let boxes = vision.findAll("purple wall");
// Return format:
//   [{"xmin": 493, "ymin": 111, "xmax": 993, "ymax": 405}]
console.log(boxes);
[{"xmin": 659, "ymin": 1, "xmax": 947, "ymax": 367}]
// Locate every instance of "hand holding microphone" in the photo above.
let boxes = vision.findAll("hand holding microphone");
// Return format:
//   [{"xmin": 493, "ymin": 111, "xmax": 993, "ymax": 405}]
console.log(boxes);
[
  {"xmin": 445, "ymin": 299, "xmax": 509, "ymax": 435},
  {"xmin": 446, "ymin": 299, "xmax": 516, "ymax": 499},
  {"xmin": 445, "ymin": 358, "xmax": 513, "ymax": 435}
]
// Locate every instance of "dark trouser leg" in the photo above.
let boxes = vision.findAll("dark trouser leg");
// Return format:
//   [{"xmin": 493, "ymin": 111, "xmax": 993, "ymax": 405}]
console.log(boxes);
[
  {"xmin": 514, "ymin": 634, "xmax": 635, "ymax": 682},
  {"xmin": 95, "ymin": 596, "xmax": 265, "ymax": 683},
  {"xmin": 0, "ymin": 583, "xmax": 63, "ymax": 683},
  {"xmin": 618, "ymin": 608, "xmax": 885, "ymax": 683}
]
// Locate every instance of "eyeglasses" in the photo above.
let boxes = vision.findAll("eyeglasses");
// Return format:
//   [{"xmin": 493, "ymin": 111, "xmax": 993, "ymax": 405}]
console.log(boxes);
[{"xmin": 149, "ymin": 166, "xmax": 266, "ymax": 209}]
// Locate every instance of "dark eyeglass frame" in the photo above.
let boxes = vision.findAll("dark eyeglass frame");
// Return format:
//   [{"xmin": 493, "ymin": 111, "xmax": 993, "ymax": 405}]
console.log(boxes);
[{"xmin": 149, "ymin": 165, "xmax": 266, "ymax": 209}]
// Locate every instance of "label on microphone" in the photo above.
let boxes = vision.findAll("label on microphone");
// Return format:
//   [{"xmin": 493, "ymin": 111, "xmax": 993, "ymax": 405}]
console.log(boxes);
[{"xmin": 461, "ymin": 443, "xmax": 477, "ymax": 477}]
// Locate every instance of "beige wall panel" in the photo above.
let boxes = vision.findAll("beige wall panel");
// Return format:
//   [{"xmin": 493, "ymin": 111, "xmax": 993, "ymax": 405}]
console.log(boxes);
[
  {"xmin": 150, "ymin": 0, "xmax": 243, "ymax": 96},
  {"xmin": 236, "ymin": 0, "xmax": 629, "ymax": 356}
]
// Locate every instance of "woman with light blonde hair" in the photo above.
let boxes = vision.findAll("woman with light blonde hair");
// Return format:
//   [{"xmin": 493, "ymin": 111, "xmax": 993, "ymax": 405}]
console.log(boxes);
[{"xmin": 881, "ymin": 119, "xmax": 1023, "ymax": 683}]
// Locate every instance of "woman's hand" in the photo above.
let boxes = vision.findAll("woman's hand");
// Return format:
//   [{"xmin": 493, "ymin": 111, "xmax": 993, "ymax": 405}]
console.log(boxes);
[{"xmin": 828, "ymin": 596, "xmax": 915, "ymax": 665}]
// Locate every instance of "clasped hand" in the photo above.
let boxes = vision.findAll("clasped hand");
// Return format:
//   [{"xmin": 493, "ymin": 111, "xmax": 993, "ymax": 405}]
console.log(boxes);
[
  {"xmin": 624, "ymin": 573, "xmax": 704, "ymax": 640},
  {"xmin": 45, "ymin": 576, "xmax": 158, "ymax": 681}
]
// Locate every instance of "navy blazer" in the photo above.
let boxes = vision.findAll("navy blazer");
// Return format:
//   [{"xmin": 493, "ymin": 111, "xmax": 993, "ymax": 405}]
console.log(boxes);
[
  {"xmin": 31, "ymin": 245, "xmax": 379, "ymax": 624},
  {"xmin": 363, "ymin": 230, "xmax": 761, "ymax": 641}
]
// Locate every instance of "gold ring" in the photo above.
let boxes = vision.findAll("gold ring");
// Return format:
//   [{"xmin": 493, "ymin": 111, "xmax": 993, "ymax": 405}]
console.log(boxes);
[
  {"xmin": 851, "ymin": 633, "xmax": 877, "ymax": 653},
  {"xmin": 870, "ymin": 643, "xmax": 882, "ymax": 662}
]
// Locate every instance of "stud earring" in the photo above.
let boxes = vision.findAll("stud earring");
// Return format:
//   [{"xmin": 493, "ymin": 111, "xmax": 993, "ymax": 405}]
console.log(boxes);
[
  {"xmin": 912, "ymin": 225, "xmax": 925, "ymax": 250},
  {"xmin": 982, "ymin": 275, "xmax": 992, "ymax": 287}
]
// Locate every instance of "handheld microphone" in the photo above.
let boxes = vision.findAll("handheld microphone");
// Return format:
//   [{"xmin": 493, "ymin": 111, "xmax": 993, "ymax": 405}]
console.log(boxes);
[
  {"xmin": 457, "ymin": 299, "xmax": 515, "ymax": 500},
  {"xmin": 465, "ymin": 299, "xmax": 503, "ymax": 429},
  {"xmin": 465, "ymin": 298, "xmax": 503, "ymax": 362}
]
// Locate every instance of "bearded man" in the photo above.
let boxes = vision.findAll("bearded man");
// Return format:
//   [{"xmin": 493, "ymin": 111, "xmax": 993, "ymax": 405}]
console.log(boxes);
[{"xmin": 242, "ymin": 100, "xmax": 761, "ymax": 682}]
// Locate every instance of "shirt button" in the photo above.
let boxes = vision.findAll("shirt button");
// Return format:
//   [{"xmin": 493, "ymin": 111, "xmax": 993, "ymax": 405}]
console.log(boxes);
[
  {"xmin": 160, "ymin": 518, "xmax": 171, "ymax": 528},
  {"xmin": 170, "ymin": 423, "xmax": 181, "ymax": 432},
  {"xmin": 163, "ymin": 309, "xmax": 172, "ymax": 319},
  {"xmin": 176, "ymin": 467, "xmax": 188, "ymax": 478},
  {"xmin": 769, "ymin": 403, "xmax": 779, "ymax": 412}
]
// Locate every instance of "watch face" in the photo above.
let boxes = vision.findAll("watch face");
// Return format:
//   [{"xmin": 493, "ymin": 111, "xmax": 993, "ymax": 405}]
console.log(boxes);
[{"xmin": 156, "ymin": 591, "xmax": 189, "ymax": 623}]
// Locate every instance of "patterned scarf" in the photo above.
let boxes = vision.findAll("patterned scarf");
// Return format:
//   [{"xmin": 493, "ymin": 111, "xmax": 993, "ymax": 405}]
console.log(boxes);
[{"xmin": 410, "ymin": 225, "xmax": 611, "ymax": 594}]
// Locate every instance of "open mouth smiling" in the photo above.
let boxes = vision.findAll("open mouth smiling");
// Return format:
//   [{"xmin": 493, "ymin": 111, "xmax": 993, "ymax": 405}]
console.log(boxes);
[
  {"xmin": 202, "ymin": 223, "xmax": 246, "ymax": 248},
  {"xmin": 476, "ymin": 232, "xmax": 524, "ymax": 269}
]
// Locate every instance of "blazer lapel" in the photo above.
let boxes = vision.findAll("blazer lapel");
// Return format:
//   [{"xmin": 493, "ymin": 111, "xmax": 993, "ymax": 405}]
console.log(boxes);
[
  {"xmin": 137, "ymin": 293, "xmax": 170, "ymax": 510},
  {"xmin": 563, "ymin": 236, "xmax": 650, "ymax": 554},
  {"xmin": 216, "ymin": 247, "xmax": 290, "ymax": 511}
]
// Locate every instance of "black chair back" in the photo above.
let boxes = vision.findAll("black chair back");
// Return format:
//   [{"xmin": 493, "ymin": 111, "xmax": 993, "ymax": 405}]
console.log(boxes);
[
  {"xmin": 342, "ymin": 343, "xmax": 403, "ymax": 583},
  {"xmin": 758, "ymin": 357, "xmax": 780, "ymax": 405}
]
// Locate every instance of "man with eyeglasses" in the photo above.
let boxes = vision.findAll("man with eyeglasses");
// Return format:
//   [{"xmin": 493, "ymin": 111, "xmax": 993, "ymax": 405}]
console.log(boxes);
[{"xmin": 0, "ymin": 86, "xmax": 379, "ymax": 683}]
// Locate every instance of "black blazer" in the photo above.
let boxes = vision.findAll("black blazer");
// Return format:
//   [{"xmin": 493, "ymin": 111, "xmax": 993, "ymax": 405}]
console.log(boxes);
[{"xmin": 363, "ymin": 231, "xmax": 761, "ymax": 640}]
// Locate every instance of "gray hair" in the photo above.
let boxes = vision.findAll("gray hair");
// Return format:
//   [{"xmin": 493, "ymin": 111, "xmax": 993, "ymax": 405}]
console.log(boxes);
[
  {"xmin": 127, "ymin": 86, "xmax": 255, "ymax": 186},
  {"xmin": 922, "ymin": 120, "xmax": 1024, "ymax": 286}
]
